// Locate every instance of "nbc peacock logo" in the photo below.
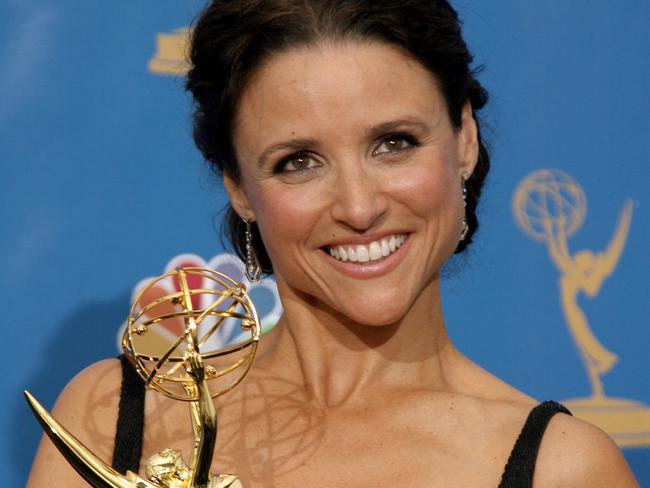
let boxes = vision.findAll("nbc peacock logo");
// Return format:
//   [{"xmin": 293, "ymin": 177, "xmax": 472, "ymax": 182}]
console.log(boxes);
[{"xmin": 116, "ymin": 253, "xmax": 282, "ymax": 353}]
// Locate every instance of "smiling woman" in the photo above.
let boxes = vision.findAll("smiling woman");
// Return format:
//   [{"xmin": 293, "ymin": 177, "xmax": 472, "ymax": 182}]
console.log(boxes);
[
  {"xmin": 26, "ymin": 1, "xmax": 639, "ymax": 487},
  {"xmin": 225, "ymin": 42, "xmax": 478, "ymax": 326}
]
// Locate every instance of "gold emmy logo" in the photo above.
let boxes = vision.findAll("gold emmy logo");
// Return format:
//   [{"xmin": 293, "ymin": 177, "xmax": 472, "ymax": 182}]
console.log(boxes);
[
  {"xmin": 149, "ymin": 27, "xmax": 190, "ymax": 76},
  {"xmin": 513, "ymin": 169, "xmax": 650, "ymax": 447}
]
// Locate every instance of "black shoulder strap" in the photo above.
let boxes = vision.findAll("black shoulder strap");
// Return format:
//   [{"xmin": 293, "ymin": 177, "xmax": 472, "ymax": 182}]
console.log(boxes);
[
  {"xmin": 111, "ymin": 354, "xmax": 146, "ymax": 474},
  {"xmin": 498, "ymin": 400, "xmax": 572, "ymax": 488}
]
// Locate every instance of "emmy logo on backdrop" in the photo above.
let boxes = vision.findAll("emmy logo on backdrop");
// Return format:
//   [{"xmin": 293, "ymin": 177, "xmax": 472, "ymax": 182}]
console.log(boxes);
[
  {"xmin": 513, "ymin": 169, "xmax": 650, "ymax": 447},
  {"xmin": 149, "ymin": 27, "xmax": 190, "ymax": 76}
]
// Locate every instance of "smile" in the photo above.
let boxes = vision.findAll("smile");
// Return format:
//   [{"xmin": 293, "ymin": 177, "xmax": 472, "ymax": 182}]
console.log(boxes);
[{"xmin": 326, "ymin": 234, "xmax": 407, "ymax": 263}]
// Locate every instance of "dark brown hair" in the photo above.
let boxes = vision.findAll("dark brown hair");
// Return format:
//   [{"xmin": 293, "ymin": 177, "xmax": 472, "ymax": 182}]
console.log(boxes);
[{"xmin": 186, "ymin": 0, "xmax": 490, "ymax": 274}]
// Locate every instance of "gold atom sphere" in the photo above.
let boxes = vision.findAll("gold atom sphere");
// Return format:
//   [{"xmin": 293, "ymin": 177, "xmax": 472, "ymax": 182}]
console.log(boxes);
[{"xmin": 122, "ymin": 267, "xmax": 261, "ymax": 402}]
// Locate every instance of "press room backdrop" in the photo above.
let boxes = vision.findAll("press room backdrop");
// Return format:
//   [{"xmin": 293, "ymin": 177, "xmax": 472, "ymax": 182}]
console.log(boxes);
[{"xmin": 2, "ymin": 0, "xmax": 648, "ymax": 485}]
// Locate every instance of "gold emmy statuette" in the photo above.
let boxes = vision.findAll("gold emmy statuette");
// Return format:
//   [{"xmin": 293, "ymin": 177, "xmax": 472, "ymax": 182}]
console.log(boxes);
[
  {"xmin": 514, "ymin": 169, "xmax": 650, "ymax": 447},
  {"xmin": 25, "ymin": 267, "xmax": 261, "ymax": 487}
]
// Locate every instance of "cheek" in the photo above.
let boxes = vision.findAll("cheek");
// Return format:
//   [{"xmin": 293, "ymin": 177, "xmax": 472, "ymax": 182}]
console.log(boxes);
[
  {"xmin": 248, "ymin": 182, "xmax": 325, "ymax": 256},
  {"xmin": 386, "ymin": 156, "xmax": 459, "ymax": 220}
]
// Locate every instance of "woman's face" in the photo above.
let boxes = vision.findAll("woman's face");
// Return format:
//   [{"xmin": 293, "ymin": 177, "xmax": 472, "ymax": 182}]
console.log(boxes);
[{"xmin": 227, "ymin": 41, "xmax": 478, "ymax": 325}]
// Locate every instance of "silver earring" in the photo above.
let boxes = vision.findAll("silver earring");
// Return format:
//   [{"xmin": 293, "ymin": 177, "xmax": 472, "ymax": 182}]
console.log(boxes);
[
  {"xmin": 460, "ymin": 172, "xmax": 469, "ymax": 241},
  {"xmin": 243, "ymin": 217, "xmax": 261, "ymax": 282}
]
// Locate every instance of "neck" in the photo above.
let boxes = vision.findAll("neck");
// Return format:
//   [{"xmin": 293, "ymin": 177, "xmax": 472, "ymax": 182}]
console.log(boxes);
[{"xmin": 261, "ymin": 276, "xmax": 457, "ymax": 409}]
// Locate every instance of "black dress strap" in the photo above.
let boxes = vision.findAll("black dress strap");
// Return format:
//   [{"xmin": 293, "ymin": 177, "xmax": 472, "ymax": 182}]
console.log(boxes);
[
  {"xmin": 498, "ymin": 400, "xmax": 571, "ymax": 487},
  {"xmin": 111, "ymin": 354, "xmax": 146, "ymax": 474}
]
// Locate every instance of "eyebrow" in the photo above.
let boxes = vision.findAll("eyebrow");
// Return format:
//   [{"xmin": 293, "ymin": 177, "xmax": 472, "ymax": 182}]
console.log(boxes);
[
  {"xmin": 256, "ymin": 117, "xmax": 432, "ymax": 167},
  {"xmin": 365, "ymin": 118, "xmax": 431, "ymax": 140}
]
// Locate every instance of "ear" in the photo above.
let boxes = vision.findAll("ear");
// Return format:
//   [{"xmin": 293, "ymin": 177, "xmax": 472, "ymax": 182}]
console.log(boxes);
[
  {"xmin": 457, "ymin": 101, "xmax": 479, "ymax": 178},
  {"xmin": 222, "ymin": 171, "xmax": 255, "ymax": 220}
]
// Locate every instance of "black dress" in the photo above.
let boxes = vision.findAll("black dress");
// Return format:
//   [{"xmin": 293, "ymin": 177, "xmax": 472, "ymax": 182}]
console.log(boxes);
[{"xmin": 111, "ymin": 355, "xmax": 571, "ymax": 487}]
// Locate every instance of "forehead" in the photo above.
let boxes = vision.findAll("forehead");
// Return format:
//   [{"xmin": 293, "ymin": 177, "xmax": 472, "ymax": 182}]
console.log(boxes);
[{"xmin": 233, "ymin": 41, "xmax": 445, "ymax": 153}]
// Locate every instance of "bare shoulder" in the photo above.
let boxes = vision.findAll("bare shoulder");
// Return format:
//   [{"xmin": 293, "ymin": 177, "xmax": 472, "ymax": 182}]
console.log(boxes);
[
  {"xmin": 449, "ymin": 350, "xmax": 638, "ymax": 486},
  {"xmin": 52, "ymin": 357, "xmax": 122, "ymax": 412},
  {"xmin": 533, "ymin": 413, "xmax": 639, "ymax": 488},
  {"xmin": 26, "ymin": 358, "xmax": 123, "ymax": 487}
]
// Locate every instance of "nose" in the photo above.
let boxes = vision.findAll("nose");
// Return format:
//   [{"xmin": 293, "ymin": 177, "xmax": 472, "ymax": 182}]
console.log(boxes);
[{"xmin": 330, "ymin": 162, "xmax": 389, "ymax": 231}]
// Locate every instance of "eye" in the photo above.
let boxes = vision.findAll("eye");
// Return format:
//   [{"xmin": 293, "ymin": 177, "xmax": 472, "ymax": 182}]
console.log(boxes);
[
  {"xmin": 372, "ymin": 133, "xmax": 419, "ymax": 156},
  {"xmin": 274, "ymin": 153, "xmax": 320, "ymax": 173}
]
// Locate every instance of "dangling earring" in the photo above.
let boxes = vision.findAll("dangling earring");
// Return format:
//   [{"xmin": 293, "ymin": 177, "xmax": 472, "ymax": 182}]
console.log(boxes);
[
  {"xmin": 243, "ymin": 217, "xmax": 261, "ymax": 282},
  {"xmin": 460, "ymin": 172, "xmax": 469, "ymax": 241}
]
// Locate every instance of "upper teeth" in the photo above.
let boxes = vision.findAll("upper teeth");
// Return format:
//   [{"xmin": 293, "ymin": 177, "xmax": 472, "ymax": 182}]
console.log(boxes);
[{"xmin": 328, "ymin": 234, "xmax": 406, "ymax": 263}]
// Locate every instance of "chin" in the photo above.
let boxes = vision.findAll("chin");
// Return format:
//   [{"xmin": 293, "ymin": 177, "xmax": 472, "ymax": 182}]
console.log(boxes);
[{"xmin": 324, "ymin": 291, "xmax": 415, "ymax": 328}]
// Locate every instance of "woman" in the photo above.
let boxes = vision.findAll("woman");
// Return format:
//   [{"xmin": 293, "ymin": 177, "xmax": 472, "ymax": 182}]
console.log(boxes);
[{"xmin": 28, "ymin": 0, "xmax": 638, "ymax": 486}]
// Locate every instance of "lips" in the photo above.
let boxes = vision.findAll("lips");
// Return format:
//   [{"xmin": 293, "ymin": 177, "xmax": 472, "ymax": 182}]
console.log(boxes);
[{"xmin": 326, "ymin": 234, "xmax": 407, "ymax": 263}]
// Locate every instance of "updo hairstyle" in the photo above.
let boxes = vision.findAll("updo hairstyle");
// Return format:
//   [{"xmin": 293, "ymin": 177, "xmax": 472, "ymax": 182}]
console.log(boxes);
[{"xmin": 186, "ymin": 0, "xmax": 490, "ymax": 274}]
